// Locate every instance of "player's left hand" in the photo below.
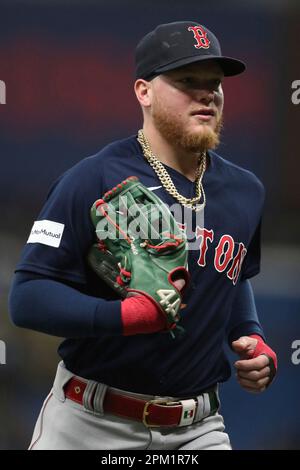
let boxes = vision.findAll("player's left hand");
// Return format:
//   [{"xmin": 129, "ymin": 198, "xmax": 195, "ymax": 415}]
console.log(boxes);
[{"xmin": 231, "ymin": 335, "xmax": 277, "ymax": 393}]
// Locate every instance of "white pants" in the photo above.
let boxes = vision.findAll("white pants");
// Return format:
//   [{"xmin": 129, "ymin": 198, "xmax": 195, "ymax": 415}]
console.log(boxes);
[{"xmin": 29, "ymin": 362, "xmax": 231, "ymax": 450}]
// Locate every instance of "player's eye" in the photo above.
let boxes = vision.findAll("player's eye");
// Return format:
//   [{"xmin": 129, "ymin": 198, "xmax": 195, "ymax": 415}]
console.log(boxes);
[
  {"xmin": 176, "ymin": 77, "xmax": 222, "ymax": 91},
  {"xmin": 211, "ymin": 79, "xmax": 222, "ymax": 90},
  {"xmin": 178, "ymin": 77, "xmax": 196, "ymax": 85}
]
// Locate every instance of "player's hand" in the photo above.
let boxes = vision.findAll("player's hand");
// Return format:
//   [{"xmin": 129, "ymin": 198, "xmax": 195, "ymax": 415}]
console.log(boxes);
[{"xmin": 232, "ymin": 335, "xmax": 277, "ymax": 393}]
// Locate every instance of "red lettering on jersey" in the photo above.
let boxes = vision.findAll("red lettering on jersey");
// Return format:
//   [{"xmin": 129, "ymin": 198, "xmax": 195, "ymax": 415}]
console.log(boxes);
[
  {"xmin": 227, "ymin": 242, "xmax": 247, "ymax": 285},
  {"xmin": 196, "ymin": 227, "xmax": 214, "ymax": 267},
  {"xmin": 187, "ymin": 26, "xmax": 211, "ymax": 49},
  {"xmin": 214, "ymin": 235, "xmax": 235, "ymax": 272}
]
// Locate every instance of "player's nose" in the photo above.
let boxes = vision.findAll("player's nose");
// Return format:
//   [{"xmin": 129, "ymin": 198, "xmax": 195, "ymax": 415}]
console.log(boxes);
[{"xmin": 195, "ymin": 89, "xmax": 215, "ymax": 106}]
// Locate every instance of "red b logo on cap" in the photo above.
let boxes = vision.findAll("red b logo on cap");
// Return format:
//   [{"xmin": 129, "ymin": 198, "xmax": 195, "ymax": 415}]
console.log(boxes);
[{"xmin": 188, "ymin": 26, "xmax": 210, "ymax": 49}]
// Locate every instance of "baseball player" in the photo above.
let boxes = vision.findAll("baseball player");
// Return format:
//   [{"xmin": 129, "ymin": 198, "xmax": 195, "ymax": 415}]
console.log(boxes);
[{"xmin": 9, "ymin": 21, "xmax": 277, "ymax": 450}]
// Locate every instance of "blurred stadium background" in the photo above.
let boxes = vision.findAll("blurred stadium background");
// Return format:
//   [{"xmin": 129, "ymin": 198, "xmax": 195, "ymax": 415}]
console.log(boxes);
[{"xmin": 0, "ymin": 0, "xmax": 299, "ymax": 449}]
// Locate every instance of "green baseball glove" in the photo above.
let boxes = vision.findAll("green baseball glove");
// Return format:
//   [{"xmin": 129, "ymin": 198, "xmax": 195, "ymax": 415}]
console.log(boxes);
[{"xmin": 87, "ymin": 176, "xmax": 189, "ymax": 335}]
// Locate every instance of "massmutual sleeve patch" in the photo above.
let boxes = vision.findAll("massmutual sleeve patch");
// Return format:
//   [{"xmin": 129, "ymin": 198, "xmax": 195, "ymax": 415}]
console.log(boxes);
[{"xmin": 27, "ymin": 220, "xmax": 65, "ymax": 248}]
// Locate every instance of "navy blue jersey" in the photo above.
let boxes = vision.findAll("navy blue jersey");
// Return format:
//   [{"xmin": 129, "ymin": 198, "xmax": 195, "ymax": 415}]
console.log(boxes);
[{"xmin": 16, "ymin": 135, "xmax": 265, "ymax": 396}]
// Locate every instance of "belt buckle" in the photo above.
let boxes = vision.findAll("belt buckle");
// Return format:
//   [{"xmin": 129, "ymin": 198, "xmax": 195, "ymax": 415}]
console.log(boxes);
[{"xmin": 142, "ymin": 398, "xmax": 178, "ymax": 428}]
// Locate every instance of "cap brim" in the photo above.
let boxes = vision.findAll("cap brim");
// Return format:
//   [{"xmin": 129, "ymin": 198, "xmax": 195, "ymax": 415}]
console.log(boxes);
[{"xmin": 153, "ymin": 55, "xmax": 246, "ymax": 77}]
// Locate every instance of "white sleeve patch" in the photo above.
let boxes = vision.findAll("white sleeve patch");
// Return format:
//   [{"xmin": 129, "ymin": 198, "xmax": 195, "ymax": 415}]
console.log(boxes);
[{"xmin": 27, "ymin": 220, "xmax": 65, "ymax": 248}]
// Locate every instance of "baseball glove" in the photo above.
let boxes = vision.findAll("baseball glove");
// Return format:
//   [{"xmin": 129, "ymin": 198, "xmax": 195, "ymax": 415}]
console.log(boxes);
[{"xmin": 87, "ymin": 176, "xmax": 189, "ymax": 335}]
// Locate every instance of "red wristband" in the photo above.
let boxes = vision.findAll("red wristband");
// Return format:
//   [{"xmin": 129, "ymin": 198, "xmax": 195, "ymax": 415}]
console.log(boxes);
[
  {"xmin": 249, "ymin": 334, "xmax": 278, "ymax": 379},
  {"xmin": 121, "ymin": 295, "xmax": 166, "ymax": 336}
]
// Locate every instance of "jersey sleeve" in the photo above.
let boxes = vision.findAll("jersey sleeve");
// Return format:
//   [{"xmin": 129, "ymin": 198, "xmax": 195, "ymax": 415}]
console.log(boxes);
[
  {"xmin": 16, "ymin": 159, "xmax": 103, "ymax": 284},
  {"xmin": 240, "ymin": 171, "xmax": 265, "ymax": 282},
  {"xmin": 240, "ymin": 219, "xmax": 262, "ymax": 281},
  {"xmin": 226, "ymin": 279, "xmax": 265, "ymax": 345}
]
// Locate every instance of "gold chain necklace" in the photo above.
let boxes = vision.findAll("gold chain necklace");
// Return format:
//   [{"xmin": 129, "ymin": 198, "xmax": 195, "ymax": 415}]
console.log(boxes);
[{"xmin": 137, "ymin": 129, "xmax": 206, "ymax": 212}]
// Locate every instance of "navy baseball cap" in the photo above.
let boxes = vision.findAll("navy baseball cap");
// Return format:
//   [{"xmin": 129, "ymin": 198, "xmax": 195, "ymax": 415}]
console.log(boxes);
[{"xmin": 135, "ymin": 21, "xmax": 246, "ymax": 80}]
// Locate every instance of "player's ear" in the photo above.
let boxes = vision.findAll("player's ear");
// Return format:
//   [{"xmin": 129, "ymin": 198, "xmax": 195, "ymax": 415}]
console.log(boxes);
[{"xmin": 134, "ymin": 79, "xmax": 152, "ymax": 108}]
